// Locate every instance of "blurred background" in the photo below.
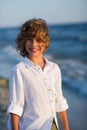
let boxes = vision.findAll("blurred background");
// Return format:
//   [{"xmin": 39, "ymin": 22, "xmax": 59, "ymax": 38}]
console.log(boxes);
[{"xmin": 0, "ymin": 0, "xmax": 87, "ymax": 130}]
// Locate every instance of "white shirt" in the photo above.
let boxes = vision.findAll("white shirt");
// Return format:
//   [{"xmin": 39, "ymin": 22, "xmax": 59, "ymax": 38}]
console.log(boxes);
[{"xmin": 7, "ymin": 57, "xmax": 68, "ymax": 130}]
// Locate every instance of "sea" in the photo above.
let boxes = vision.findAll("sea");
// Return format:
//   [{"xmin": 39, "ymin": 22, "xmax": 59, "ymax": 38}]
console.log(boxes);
[{"xmin": 0, "ymin": 22, "xmax": 87, "ymax": 97}]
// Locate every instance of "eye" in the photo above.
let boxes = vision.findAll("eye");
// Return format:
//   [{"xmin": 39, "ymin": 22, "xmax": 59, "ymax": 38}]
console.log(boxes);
[
  {"xmin": 27, "ymin": 38, "xmax": 33, "ymax": 42},
  {"xmin": 36, "ymin": 38, "xmax": 43, "ymax": 43}
]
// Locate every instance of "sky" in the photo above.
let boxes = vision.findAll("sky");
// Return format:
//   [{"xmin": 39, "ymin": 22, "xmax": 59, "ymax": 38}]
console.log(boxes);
[{"xmin": 0, "ymin": 0, "xmax": 87, "ymax": 27}]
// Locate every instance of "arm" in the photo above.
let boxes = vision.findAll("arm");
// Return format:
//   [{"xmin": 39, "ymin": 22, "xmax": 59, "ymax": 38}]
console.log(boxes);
[
  {"xmin": 10, "ymin": 113, "xmax": 19, "ymax": 130},
  {"xmin": 55, "ymin": 66, "xmax": 70, "ymax": 130},
  {"xmin": 58, "ymin": 110, "xmax": 70, "ymax": 130},
  {"xmin": 7, "ymin": 68, "xmax": 24, "ymax": 129}
]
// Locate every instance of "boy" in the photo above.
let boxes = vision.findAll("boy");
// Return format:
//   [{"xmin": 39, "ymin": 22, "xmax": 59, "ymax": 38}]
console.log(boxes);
[{"xmin": 7, "ymin": 18, "xmax": 70, "ymax": 130}]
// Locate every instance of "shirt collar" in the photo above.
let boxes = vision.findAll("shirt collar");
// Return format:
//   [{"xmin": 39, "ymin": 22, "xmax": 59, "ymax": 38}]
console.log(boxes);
[
  {"xmin": 23, "ymin": 57, "xmax": 51, "ymax": 68},
  {"xmin": 23, "ymin": 57, "xmax": 34, "ymax": 67},
  {"xmin": 44, "ymin": 57, "xmax": 51, "ymax": 67}
]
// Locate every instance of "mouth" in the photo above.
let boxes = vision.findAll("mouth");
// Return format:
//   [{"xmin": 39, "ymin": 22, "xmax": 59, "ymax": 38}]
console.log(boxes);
[{"xmin": 30, "ymin": 48, "xmax": 39, "ymax": 52}]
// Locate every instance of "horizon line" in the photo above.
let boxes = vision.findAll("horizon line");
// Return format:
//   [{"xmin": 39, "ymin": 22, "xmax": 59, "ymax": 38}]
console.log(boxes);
[{"xmin": 0, "ymin": 21, "xmax": 87, "ymax": 28}]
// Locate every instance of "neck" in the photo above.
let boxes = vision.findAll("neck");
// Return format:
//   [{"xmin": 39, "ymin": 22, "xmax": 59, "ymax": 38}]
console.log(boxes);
[{"xmin": 27, "ymin": 55, "xmax": 46, "ymax": 69}]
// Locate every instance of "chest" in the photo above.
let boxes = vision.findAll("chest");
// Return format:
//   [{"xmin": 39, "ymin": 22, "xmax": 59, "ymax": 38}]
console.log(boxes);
[{"xmin": 22, "ymin": 67, "xmax": 56, "ymax": 101}]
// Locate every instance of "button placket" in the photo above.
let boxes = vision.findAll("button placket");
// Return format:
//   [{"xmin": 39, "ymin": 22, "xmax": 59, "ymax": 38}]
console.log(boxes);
[
  {"xmin": 43, "ymin": 74, "xmax": 54, "ymax": 114},
  {"xmin": 33, "ymin": 64, "xmax": 43, "ymax": 74}
]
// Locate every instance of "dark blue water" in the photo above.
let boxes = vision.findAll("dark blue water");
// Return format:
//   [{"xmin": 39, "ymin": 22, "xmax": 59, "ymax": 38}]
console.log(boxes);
[{"xmin": 0, "ymin": 23, "xmax": 87, "ymax": 97}]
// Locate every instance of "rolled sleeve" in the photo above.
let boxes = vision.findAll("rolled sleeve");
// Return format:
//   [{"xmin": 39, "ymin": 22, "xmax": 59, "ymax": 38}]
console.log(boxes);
[
  {"xmin": 7, "ymin": 103, "xmax": 23, "ymax": 116},
  {"xmin": 7, "ymin": 66, "xmax": 24, "ymax": 117},
  {"xmin": 56, "ymin": 97, "xmax": 68, "ymax": 112}
]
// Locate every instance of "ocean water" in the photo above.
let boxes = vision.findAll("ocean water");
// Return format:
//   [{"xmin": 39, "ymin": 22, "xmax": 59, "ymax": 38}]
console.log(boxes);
[{"xmin": 0, "ymin": 23, "xmax": 87, "ymax": 97}]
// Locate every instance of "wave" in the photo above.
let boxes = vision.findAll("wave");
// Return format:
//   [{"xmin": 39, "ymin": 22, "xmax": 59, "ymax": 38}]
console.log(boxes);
[
  {"xmin": 55, "ymin": 59, "xmax": 87, "ymax": 97},
  {"xmin": 51, "ymin": 36, "xmax": 87, "ymax": 42}
]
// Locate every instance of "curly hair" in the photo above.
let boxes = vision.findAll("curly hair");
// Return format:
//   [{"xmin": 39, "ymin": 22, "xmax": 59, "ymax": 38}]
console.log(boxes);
[{"xmin": 16, "ymin": 18, "xmax": 50, "ymax": 57}]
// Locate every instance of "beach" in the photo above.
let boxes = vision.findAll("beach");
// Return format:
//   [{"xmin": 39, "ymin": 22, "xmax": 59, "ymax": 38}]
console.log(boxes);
[
  {"xmin": 0, "ymin": 78, "xmax": 8, "ymax": 130},
  {"xmin": 0, "ymin": 23, "xmax": 87, "ymax": 130},
  {"xmin": 0, "ymin": 78, "xmax": 87, "ymax": 130},
  {"xmin": 62, "ymin": 87, "xmax": 87, "ymax": 130}
]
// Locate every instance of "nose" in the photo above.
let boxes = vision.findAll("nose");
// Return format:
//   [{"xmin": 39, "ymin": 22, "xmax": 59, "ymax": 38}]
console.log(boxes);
[{"xmin": 32, "ymin": 39, "xmax": 38, "ymax": 47}]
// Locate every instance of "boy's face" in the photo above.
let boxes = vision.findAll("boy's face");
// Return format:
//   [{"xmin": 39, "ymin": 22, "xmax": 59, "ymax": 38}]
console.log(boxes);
[{"xmin": 25, "ymin": 39, "xmax": 46, "ymax": 58}]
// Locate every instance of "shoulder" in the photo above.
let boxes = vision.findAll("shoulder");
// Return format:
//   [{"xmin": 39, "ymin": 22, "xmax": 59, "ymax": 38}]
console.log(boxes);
[
  {"xmin": 10, "ymin": 61, "xmax": 26, "ymax": 75},
  {"xmin": 48, "ymin": 59, "xmax": 61, "ymax": 72}
]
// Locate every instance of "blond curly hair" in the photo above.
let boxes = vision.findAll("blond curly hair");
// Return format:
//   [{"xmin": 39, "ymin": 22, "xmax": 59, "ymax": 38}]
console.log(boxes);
[{"xmin": 16, "ymin": 18, "xmax": 50, "ymax": 57}]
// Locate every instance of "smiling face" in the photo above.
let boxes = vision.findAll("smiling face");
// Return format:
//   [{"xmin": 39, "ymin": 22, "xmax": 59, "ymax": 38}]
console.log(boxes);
[
  {"xmin": 25, "ymin": 39, "xmax": 46, "ymax": 58},
  {"xmin": 16, "ymin": 18, "xmax": 50, "ymax": 57}
]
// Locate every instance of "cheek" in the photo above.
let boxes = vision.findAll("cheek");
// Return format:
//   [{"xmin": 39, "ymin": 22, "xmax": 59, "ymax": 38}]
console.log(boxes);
[
  {"xmin": 25, "ymin": 43, "xmax": 28, "ymax": 50},
  {"xmin": 41, "ymin": 46, "xmax": 46, "ymax": 53},
  {"xmin": 25, "ymin": 42, "xmax": 30, "ymax": 52}
]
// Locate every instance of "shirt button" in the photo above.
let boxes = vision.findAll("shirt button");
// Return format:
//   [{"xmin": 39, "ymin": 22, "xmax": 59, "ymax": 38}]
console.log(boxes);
[{"xmin": 48, "ymin": 88, "xmax": 51, "ymax": 91}]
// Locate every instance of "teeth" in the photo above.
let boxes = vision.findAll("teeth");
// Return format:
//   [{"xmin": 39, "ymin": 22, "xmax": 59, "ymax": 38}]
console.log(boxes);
[{"xmin": 31, "ymin": 48, "xmax": 38, "ymax": 52}]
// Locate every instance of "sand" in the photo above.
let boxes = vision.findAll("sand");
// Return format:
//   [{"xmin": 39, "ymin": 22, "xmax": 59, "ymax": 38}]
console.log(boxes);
[
  {"xmin": 0, "ymin": 78, "xmax": 87, "ymax": 130},
  {"xmin": 62, "ymin": 87, "xmax": 87, "ymax": 130},
  {"xmin": 0, "ymin": 78, "xmax": 9, "ymax": 130}
]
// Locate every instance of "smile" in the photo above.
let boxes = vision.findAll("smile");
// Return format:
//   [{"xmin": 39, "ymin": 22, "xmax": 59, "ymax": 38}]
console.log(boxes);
[{"xmin": 30, "ymin": 48, "xmax": 40, "ymax": 52}]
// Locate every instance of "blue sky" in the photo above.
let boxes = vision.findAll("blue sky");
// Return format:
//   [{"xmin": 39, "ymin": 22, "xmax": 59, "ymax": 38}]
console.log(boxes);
[{"xmin": 0, "ymin": 0, "xmax": 87, "ymax": 27}]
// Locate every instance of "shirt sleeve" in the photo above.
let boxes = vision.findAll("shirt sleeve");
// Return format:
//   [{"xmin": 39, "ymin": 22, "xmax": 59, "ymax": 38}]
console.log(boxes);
[
  {"xmin": 55, "ymin": 65, "xmax": 69, "ymax": 112},
  {"xmin": 7, "ymin": 66, "xmax": 24, "ymax": 117}
]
